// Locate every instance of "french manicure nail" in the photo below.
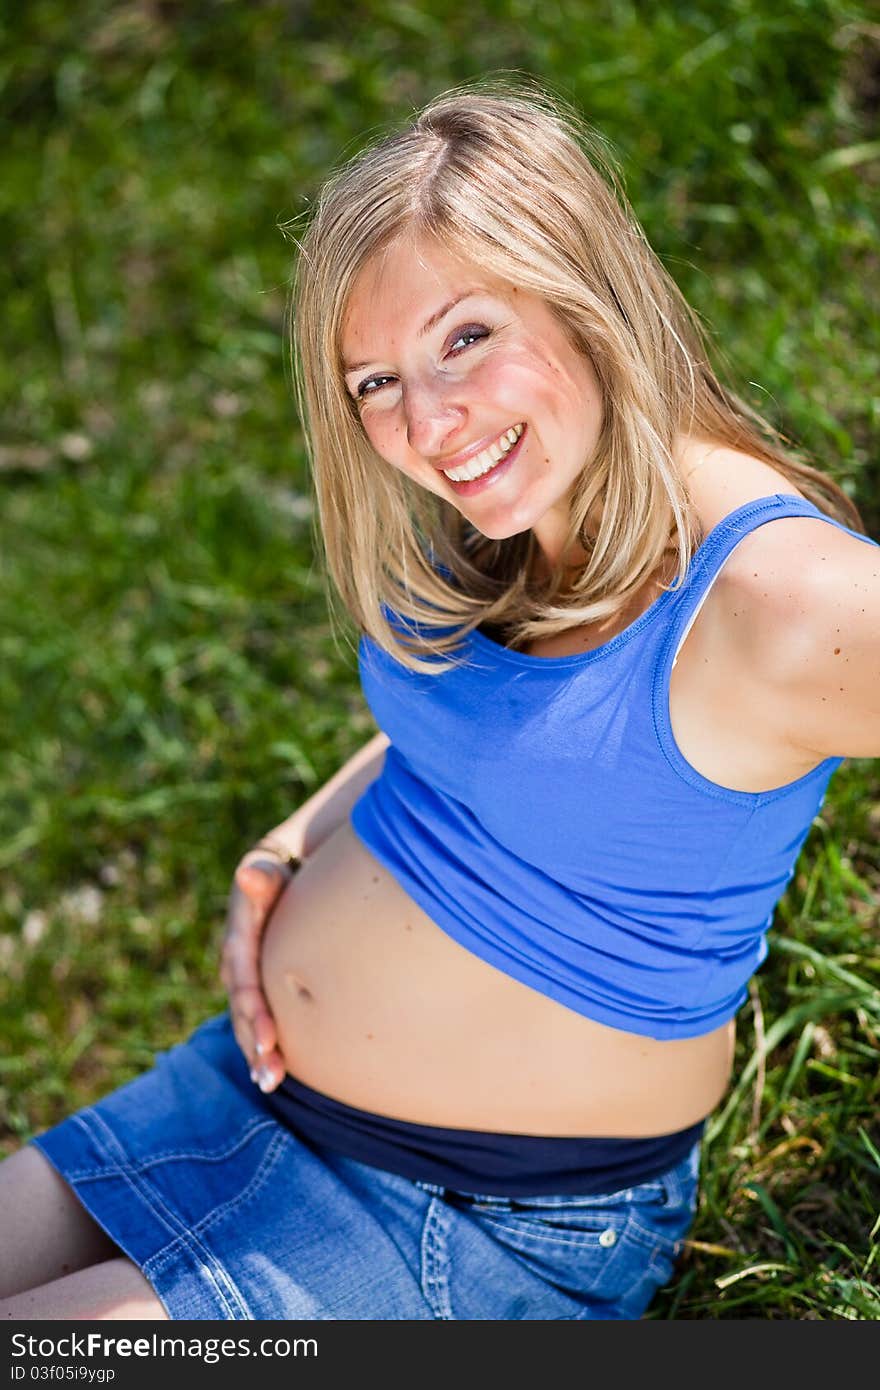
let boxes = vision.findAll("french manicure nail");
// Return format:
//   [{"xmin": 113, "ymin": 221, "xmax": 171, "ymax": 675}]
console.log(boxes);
[
  {"xmin": 254, "ymin": 1040, "xmax": 265, "ymax": 1057},
  {"xmin": 257, "ymin": 1066, "xmax": 273, "ymax": 1092}
]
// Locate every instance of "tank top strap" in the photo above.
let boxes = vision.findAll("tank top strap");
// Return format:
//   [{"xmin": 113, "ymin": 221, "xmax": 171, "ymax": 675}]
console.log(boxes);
[{"xmin": 666, "ymin": 491, "xmax": 866, "ymax": 670}]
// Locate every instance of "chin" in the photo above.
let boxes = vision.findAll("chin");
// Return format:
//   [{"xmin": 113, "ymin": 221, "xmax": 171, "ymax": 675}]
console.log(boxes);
[
  {"xmin": 481, "ymin": 503, "xmax": 543, "ymax": 539},
  {"xmin": 466, "ymin": 519, "xmax": 530, "ymax": 543}
]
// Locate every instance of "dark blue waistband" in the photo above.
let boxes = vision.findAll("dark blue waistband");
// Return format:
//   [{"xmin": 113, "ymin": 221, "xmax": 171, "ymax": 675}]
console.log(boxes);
[{"xmin": 266, "ymin": 1073, "xmax": 704, "ymax": 1197}]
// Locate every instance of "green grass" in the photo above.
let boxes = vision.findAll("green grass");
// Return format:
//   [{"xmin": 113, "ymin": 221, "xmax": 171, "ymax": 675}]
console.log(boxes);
[{"xmin": 1, "ymin": 0, "xmax": 878, "ymax": 1319}]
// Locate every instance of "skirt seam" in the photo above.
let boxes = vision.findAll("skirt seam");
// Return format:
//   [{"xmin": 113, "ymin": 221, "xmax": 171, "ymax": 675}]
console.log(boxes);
[
  {"xmin": 148, "ymin": 1128, "xmax": 291, "ymax": 1270},
  {"xmin": 420, "ymin": 1196, "xmax": 454, "ymax": 1320},
  {"xmin": 81, "ymin": 1108, "xmax": 252, "ymax": 1320},
  {"xmin": 54, "ymin": 1115, "xmax": 278, "ymax": 1181},
  {"xmin": 125, "ymin": 1118, "xmax": 278, "ymax": 1172}
]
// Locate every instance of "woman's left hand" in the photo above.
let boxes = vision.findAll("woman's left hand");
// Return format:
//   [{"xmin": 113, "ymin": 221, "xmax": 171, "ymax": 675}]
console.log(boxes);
[{"xmin": 221, "ymin": 846, "xmax": 294, "ymax": 1093}]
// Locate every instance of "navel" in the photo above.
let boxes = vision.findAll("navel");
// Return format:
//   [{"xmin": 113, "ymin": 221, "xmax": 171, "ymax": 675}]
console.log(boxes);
[{"xmin": 284, "ymin": 970, "xmax": 314, "ymax": 1003}]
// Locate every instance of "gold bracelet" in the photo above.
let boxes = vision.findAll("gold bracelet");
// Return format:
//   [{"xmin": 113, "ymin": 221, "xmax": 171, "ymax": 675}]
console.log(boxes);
[{"xmin": 253, "ymin": 838, "xmax": 302, "ymax": 872}]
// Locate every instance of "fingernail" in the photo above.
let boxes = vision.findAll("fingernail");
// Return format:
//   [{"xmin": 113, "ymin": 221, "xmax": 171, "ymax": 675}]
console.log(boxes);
[
  {"xmin": 250, "ymin": 1067, "xmax": 259, "ymax": 1085},
  {"xmin": 257, "ymin": 1066, "xmax": 274, "ymax": 1092},
  {"xmin": 254, "ymin": 1040, "xmax": 265, "ymax": 1057}
]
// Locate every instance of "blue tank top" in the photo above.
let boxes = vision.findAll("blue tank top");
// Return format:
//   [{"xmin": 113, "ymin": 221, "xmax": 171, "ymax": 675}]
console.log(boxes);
[{"xmin": 351, "ymin": 494, "xmax": 877, "ymax": 1040}]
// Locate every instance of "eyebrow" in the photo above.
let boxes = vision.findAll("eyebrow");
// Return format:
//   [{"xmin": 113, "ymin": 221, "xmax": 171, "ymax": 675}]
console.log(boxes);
[{"xmin": 342, "ymin": 289, "xmax": 483, "ymax": 375}]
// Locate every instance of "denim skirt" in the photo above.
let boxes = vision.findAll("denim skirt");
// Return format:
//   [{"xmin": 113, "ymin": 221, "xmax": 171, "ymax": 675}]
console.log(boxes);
[{"xmin": 32, "ymin": 1014, "xmax": 700, "ymax": 1321}]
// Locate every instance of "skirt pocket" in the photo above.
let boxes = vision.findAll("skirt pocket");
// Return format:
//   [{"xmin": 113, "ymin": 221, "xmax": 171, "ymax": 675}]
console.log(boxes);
[{"xmin": 445, "ymin": 1149, "xmax": 699, "ymax": 1310}]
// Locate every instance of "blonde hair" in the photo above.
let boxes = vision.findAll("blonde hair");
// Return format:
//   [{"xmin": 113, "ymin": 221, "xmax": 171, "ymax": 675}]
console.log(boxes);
[{"xmin": 286, "ymin": 78, "xmax": 863, "ymax": 673}]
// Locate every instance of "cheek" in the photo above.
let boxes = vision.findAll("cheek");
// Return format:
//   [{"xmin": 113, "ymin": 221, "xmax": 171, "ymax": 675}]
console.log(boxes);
[
  {"xmin": 480, "ymin": 341, "xmax": 586, "ymax": 417},
  {"xmin": 475, "ymin": 355, "xmax": 549, "ymax": 414},
  {"xmin": 361, "ymin": 411, "xmax": 404, "ymax": 460}
]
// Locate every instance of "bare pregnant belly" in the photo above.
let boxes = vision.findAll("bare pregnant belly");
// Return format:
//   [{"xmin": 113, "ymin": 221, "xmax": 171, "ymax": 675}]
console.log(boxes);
[{"xmin": 260, "ymin": 820, "xmax": 735, "ymax": 1136}]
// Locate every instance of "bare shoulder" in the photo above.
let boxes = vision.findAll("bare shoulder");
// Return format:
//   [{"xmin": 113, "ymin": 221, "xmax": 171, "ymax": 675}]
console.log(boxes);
[
  {"xmin": 679, "ymin": 435, "xmax": 804, "ymax": 531},
  {"xmin": 714, "ymin": 511, "xmax": 880, "ymax": 760},
  {"xmin": 718, "ymin": 510, "xmax": 873, "ymax": 617},
  {"xmin": 677, "ymin": 438, "xmax": 880, "ymax": 760},
  {"xmin": 681, "ymin": 438, "xmax": 870, "ymax": 650}
]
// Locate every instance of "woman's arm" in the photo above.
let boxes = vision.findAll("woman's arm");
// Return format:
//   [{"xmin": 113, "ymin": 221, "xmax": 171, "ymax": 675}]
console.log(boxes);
[
  {"xmin": 720, "ymin": 519, "xmax": 880, "ymax": 759},
  {"xmin": 249, "ymin": 728, "xmax": 390, "ymax": 861},
  {"xmin": 221, "ymin": 728, "xmax": 390, "ymax": 1089}
]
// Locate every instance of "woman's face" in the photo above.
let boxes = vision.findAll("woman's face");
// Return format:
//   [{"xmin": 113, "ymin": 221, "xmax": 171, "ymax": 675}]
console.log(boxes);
[{"xmin": 340, "ymin": 236, "xmax": 603, "ymax": 567}]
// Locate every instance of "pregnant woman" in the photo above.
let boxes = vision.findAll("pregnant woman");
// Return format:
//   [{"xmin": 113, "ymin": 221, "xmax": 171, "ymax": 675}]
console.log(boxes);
[{"xmin": 2, "ymin": 83, "xmax": 878, "ymax": 1321}]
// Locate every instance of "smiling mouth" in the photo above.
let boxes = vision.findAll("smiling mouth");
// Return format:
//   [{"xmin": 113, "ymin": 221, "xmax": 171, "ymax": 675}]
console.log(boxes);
[{"xmin": 441, "ymin": 423, "xmax": 525, "ymax": 483}]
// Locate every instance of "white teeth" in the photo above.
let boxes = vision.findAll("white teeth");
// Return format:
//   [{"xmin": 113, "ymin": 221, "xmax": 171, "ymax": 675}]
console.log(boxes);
[{"xmin": 443, "ymin": 423, "xmax": 523, "ymax": 483}]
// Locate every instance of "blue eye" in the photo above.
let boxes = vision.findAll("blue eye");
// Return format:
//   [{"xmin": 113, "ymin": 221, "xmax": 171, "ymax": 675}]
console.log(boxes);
[
  {"xmin": 355, "ymin": 375, "xmax": 394, "ymax": 400},
  {"xmin": 351, "ymin": 324, "xmax": 489, "ymax": 401},
  {"xmin": 448, "ymin": 324, "xmax": 489, "ymax": 353}
]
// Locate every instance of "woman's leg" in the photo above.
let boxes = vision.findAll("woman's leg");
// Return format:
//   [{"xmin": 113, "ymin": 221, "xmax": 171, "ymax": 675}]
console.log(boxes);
[
  {"xmin": 0, "ymin": 1147, "xmax": 167, "ymax": 1319},
  {"xmin": 0, "ymin": 1258, "xmax": 168, "ymax": 1321},
  {"xmin": 0, "ymin": 1146, "xmax": 120, "ymax": 1297}
]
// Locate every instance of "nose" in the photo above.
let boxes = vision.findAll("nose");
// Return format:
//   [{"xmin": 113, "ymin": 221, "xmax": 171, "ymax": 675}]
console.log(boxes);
[{"xmin": 403, "ymin": 376, "xmax": 467, "ymax": 458}]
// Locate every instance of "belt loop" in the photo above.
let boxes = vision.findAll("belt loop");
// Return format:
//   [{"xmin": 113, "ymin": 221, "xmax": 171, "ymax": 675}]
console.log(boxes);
[{"xmin": 413, "ymin": 1180, "xmax": 447, "ymax": 1197}]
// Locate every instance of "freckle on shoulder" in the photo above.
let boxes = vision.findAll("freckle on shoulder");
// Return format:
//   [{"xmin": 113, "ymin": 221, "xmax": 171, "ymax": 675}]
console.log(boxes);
[
  {"xmin": 712, "ymin": 544, "xmax": 811, "ymax": 666},
  {"xmin": 718, "ymin": 522, "xmax": 821, "ymax": 605}
]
